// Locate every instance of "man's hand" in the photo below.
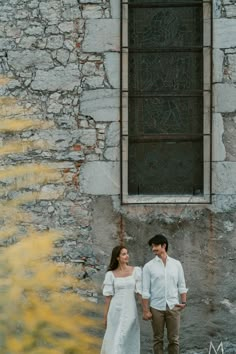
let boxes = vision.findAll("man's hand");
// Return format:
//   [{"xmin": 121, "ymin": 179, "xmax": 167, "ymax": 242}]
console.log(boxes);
[
  {"xmin": 175, "ymin": 303, "xmax": 186, "ymax": 310},
  {"xmin": 143, "ymin": 310, "xmax": 152, "ymax": 321}
]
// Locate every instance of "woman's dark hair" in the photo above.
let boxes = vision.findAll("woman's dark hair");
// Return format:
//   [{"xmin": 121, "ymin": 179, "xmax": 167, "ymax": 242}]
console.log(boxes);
[
  {"xmin": 148, "ymin": 234, "xmax": 168, "ymax": 252},
  {"xmin": 107, "ymin": 245, "xmax": 127, "ymax": 271}
]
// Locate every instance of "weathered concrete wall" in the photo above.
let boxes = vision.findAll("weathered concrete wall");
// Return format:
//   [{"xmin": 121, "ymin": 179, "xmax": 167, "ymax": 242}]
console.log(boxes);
[
  {"xmin": 0, "ymin": 0, "xmax": 236, "ymax": 353},
  {"xmin": 91, "ymin": 196, "xmax": 236, "ymax": 353}
]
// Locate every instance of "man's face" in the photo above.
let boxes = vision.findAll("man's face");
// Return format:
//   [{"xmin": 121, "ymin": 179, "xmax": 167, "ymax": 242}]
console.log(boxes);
[{"xmin": 151, "ymin": 243, "xmax": 166, "ymax": 256}]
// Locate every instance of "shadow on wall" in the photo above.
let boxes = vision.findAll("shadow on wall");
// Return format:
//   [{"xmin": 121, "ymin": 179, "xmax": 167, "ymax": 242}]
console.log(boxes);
[{"xmin": 0, "ymin": 76, "xmax": 102, "ymax": 353}]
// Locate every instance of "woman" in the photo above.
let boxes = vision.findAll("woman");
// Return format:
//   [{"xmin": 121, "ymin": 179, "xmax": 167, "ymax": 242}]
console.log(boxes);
[{"xmin": 101, "ymin": 245, "xmax": 142, "ymax": 354}]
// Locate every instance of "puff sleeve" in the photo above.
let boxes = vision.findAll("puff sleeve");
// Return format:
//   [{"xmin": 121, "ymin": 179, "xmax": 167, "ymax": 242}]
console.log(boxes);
[
  {"xmin": 102, "ymin": 271, "xmax": 114, "ymax": 296},
  {"xmin": 134, "ymin": 267, "xmax": 142, "ymax": 295}
]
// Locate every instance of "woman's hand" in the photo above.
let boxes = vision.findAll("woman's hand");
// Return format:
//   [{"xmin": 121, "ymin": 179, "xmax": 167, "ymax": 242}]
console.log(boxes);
[
  {"xmin": 103, "ymin": 296, "xmax": 112, "ymax": 329},
  {"xmin": 104, "ymin": 316, "xmax": 107, "ymax": 328},
  {"xmin": 143, "ymin": 310, "xmax": 152, "ymax": 321}
]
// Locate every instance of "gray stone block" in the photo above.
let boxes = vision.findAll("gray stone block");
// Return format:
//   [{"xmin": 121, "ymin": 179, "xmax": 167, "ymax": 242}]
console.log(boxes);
[
  {"xmin": 31, "ymin": 65, "xmax": 81, "ymax": 91},
  {"xmin": 212, "ymin": 162, "xmax": 236, "ymax": 194},
  {"xmin": 24, "ymin": 25, "xmax": 44, "ymax": 36},
  {"xmin": 104, "ymin": 147, "xmax": 120, "ymax": 161},
  {"xmin": 39, "ymin": 1, "xmax": 61, "ymax": 24},
  {"xmin": 8, "ymin": 50, "xmax": 54, "ymax": 71},
  {"xmin": 62, "ymin": 7, "xmax": 81, "ymax": 21},
  {"xmin": 106, "ymin": 122, "xmax": 120, "ymax": 147},
  {"xmin": 227, "ymin": 53, "xmax": 236, "ymax": 82},
  {"xmin": 110, "ymin": 0, "xmax": 120, "ymax": 19},
  {"xmin": 82, "ymin": 5, "xmax": 103, "ymax": 19},
  {"xmin": 80, "ymin": 0, "xmax": 102, "ymax": 3},
  {"xmin": 214, "ymin": 19, "xmax": 236, "ymax": 48},
  {"xmin": 77, "ymin": 129, "xmax": 96, "ymax": 146},
  {"xmin": 104, "ymin": 52, "xmax": 120, "ymax": 88},
  {"xmin": 58, "ymin": 21, "xmax": 74, "ymax": 33},
  {"xmin": 82, "ymin": 19, "xmax": 120, "ymax": 52},
  {"xmin": 80, "ymin": 89, "xmax": 119, "ymax": 122},
  {"xmin": 213, "ymin": 84, "xmax": 236, "ymax": 113},
  {"xmin": 56, "ymin": 49, "xmax": 70, "ymax": 65},
  {"xmin": 80, "ymin": 161, "xmax": 120, "ymax": 195},
  {"xmin": 212, "ymin": 113, "xmax": 226, "ymax": 162},
  {"xmin": 46, "ymin": 35, "xmax": 64, "ymax": 50},
  {"xmin": 213, "ymin": 49, "xmax": 224, "ymax": 83},
  {"xmin": 223, "ymin": 115, "xmax": 236, "ymax": 161},
  {"xmin": 83, "ymin": 76, "xmax": 104, "ymax": 89},
  {"xmin": 0, "ymin": 38, "xmax": 16, "ymax": 50}
]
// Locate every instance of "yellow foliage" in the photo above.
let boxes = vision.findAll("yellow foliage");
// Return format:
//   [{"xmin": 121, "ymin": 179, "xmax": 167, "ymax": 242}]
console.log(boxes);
[
  {"xmin": 0, "ymin": 77, "xmax": 102, "ymax": 353},
  {"xmin": 0, "ymin": 228, "xmax": 102, "ymax": 353},
  {"xmin": 0, "ymin": 163, "xmax": 61, "ymax": 181},
  {"xmin": 0, "ymin": 140, "xmax": 51, "ymax": 155},
  {"xmin": 0, "ymin": 119, "xmax": 54, "ymax": 132},
  {"xmin": 0, "ymin": 226, "xmax": 19, "ymax": 239},
  {"xmin": 0, "ymin": 97, "xmax": 31, "ymax": 116},
  {"xmin": 0, "ymin": 76, "xmax": 12, "ymax": 86}
]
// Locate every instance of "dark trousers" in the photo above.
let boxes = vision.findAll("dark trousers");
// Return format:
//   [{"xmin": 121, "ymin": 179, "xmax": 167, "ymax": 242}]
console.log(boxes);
[{"xmin": 150, "ymin": 306, "xmax": 181, "ymax": 354}]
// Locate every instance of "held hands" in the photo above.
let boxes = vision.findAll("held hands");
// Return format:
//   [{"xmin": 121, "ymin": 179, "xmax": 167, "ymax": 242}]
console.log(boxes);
[
  {"xmin": 175, "ymin": 303, "xmax": 187, "ymax": 310},
  {"xmin": 143, "ymin": 310, "xmax": 152, "ymax": 321}
]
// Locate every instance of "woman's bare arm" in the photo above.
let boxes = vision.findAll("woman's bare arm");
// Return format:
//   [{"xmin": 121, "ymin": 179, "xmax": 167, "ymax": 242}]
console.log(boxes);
[{"xmin": 103, "ymin": 296, "xmax": 112, "ymax": 328}]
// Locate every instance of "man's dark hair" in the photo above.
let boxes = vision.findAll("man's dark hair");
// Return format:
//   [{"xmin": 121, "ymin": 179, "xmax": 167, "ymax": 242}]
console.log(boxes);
[{"xmin": 148, "ymin": 234, "xmax": 168, "ymax": 252}]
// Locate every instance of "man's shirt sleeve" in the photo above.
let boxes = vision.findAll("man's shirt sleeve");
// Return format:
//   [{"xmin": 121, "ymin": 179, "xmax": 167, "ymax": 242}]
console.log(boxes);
[
  {"xmin": 177, "ymin": 261, "xmax": 188, "ymax": 294},
  {"xmin": 142, "ymin": 264, "xmax": 151, "ymax": 299}
]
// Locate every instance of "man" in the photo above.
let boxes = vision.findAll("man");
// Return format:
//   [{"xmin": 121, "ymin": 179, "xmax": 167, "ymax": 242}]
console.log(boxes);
[{"xmin": 142, "ymin": 234, "xmax": 188, "ymax": 354}]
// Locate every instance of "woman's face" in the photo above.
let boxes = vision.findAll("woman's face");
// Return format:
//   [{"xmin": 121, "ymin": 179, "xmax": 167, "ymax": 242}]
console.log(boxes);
[{"xmin": 117, "ymin": 248, "xmax": 129, "ymax": 264}]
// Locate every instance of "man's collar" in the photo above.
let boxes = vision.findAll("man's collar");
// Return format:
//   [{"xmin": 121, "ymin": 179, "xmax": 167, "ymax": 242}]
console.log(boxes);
[{"xmin": 155, "ymin": 255, "xmax": 169, "ymax": 262}]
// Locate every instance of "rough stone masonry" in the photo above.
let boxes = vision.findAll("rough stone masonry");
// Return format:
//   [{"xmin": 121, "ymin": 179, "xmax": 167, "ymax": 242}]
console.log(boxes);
[{"xmin": 0, "ymin": 0, "xmax": 236, "ymax": 353}]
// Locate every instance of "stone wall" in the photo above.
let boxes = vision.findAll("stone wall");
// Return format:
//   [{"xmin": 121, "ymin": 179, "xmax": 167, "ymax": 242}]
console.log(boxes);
[{"xmin": 0, "ymin": 0, "xmax": 236, "ymax": 353}]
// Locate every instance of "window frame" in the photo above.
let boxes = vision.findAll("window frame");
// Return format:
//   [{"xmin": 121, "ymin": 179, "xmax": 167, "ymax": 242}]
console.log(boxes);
[{"xmin": 120, "ymin": 0, "xmax": 212, "ymax": 204}]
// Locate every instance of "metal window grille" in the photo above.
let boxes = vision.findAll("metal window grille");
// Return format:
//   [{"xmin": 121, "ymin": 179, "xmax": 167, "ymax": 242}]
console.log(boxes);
[{"xmin": 121, "ymin": 0, "xmax": 212, "ymax": 204}]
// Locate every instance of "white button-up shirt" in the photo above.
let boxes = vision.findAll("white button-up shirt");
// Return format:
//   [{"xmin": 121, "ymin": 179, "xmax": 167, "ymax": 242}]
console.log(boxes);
[{"xmin": 142, "ymin": 255, "xmax": 188, "ymax": 310}]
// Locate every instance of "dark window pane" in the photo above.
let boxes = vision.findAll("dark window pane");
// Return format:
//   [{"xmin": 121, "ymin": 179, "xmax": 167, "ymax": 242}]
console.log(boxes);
[
  {"xmin": 128, "ymin": 97, "xmax": 203, "ymax": 135},
  {"xmin": 128, "ymin": 0, "xmax": 203, "ymax": 3},
  {"xmin": 125, "ymin": 0, "xmax": 206, "ymax": 197},
  {"xmin": 128, "ymin": 141, "xmax": 203, "ymax": 195},
  {"xmin": 129, "ymin": 52, "xmax": 203, "ymax": 92},
  {"xmin": 129, "ymin": 7, "xmax": 203, "ymax": 49}
]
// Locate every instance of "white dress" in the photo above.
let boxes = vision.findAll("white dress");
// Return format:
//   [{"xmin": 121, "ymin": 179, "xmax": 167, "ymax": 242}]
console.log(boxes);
[{"xmin": 101, "ymin": 267, "xmax": 142, "ymax": 354}]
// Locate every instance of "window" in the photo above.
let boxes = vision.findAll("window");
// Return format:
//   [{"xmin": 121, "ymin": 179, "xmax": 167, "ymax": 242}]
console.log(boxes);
[{"xmin": 121, "ymin": 0, "xmax": 212, "ymax": 204}]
